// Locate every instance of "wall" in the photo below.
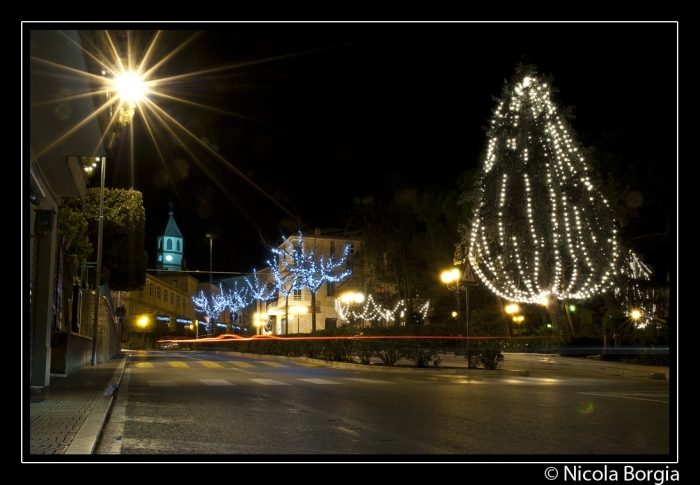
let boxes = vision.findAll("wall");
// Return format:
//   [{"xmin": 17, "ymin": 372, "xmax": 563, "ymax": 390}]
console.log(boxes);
[{"xmin": 50, "ymin": 332, "xmax": 92, "ymax": 377}]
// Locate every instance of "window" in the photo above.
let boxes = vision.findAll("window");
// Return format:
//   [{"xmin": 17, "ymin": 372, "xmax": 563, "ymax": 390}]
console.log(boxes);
[
  {"xmin": 164, "ymin": 289, "xmax": 168, "ymax": 302},
  {"xmin": 293, "ymin": 289, "xmax": 302, "ymax": 301},
  {"xmin": 177, "ymin": 240, "xmax": 181, "ymax": 251},
  {"xmin": 183, "ymin": 300, "xmax": 186, "ymax": 311},
  {"xmin": 156, "ymin": 286, "xmax": 161, "ymax": 299},
  {"xmin": 326, "ymin": 281, "xmax": 335, "ymax": 296},
  {"xmin": 347, "ymin": 243, "xmax": 355, "ymax": 254},
  {"xmin": 167, "ymin": 239, "xmax": 172, "ymax": 250},
  {"xmin": 170, "ymin": 293, "xmax": 174, "ymax": 305},
  {"xmin": 330, "ymin": 240, "xmax": 335, "ymax": 259},
  {"xmin": 177, "ymin": 295, "xmax": 180, "ymax": 308},
  {"xmin": 149, "ymin": 283, "xmax": 153, "ymax": 296}
]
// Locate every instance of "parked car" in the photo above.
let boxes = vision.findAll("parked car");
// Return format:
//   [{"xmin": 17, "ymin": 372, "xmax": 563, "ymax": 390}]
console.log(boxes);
[{"xmin": 159, "ymin": 342, "xmax": 172, "ymax": 350}]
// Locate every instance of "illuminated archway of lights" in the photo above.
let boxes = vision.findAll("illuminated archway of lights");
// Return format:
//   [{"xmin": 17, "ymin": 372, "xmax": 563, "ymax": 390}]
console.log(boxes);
[
  {"xmin": 466, "ymin": 68, "xmax": 651, "ymax": 309},
  {"xmin": 334, "ymin": 293, "xmax": 430, "ymax": 324},
  {"xmin": 31, "ymin": 30, "xmax": 307, "ymax": 224}
]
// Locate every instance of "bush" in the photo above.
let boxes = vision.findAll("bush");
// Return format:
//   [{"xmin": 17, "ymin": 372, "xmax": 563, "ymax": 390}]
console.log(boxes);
[
  {"xmin": 403, "ymin": 341, "xmax": 442, "ymax": 367},
  {"xmin": 464, "ymin": 338, "xmax": 504, "ymax": 369},
  {"xmin": 353, "ymin": 339, "xmax": 376, "ymax": 364}
]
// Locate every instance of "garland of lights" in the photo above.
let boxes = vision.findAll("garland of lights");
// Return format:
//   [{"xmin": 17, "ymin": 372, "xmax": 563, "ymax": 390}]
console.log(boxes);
[
  {"xmin": 271, "ymin": 232, "xmax": 352, "ymax": 291},
  {"xmin": 334, "ymin": 293, "xmax": 430, "ymax": 324},
  {"xmin": 465, "ymin": 67, "xmax": 651, "ymax": 317},
  {"xmin": 191, "ymin": 282, "xmax": 251, "ymax": 322},
  {"xmin": 246, "ymin": 269, "xmax": 275, "ymax": 302}
]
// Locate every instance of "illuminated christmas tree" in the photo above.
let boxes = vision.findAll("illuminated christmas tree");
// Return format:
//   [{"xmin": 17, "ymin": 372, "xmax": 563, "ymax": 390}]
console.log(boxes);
[{"xmin": 461, "ymin": 62, "xmax": 650, "ymax": 333}]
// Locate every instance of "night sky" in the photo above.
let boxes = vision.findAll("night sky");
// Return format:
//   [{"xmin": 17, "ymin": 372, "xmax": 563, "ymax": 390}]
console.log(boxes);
[{"xmin": 83, "ymin": 23, "xmax": 676, "ymax": 276}]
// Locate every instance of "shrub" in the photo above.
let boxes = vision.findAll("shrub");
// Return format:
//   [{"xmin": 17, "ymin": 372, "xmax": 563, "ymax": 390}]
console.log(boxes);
[{"xmin": 403, "ymin": 341, "xmax": 442, "ymax": 367}]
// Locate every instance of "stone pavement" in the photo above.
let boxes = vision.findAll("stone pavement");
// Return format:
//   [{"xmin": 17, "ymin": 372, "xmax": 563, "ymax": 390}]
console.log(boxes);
[
  {"xmin": 23, "ymin": 349, "xmax": 670, "ymax": 460},
  {"xmin": 26, "ymin": 352, "xmax": 128, "ymax": 458}
]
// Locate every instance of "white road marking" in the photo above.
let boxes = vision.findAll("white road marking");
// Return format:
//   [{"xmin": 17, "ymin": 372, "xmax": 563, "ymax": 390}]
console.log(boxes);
[
  {"xmin": 250, "ymin": 379, "xmax": 289, "ymax": 385},
  {"xmin": 577, "ymin": 392, "xmax": 669, "ymax": 403},
  {"xmin": 343, "ymin": 378, "xmax": 391, "ymax": 384},
  {"xmin": 201, "ymin": 379, "xmax": 234, "ymax": 386},
  {"xmin": 297, "ymin": 378, "xmax": 341, "ymax": 385}
]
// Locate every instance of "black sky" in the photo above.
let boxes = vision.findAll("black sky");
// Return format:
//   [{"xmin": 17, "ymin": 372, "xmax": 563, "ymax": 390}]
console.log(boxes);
[{"xmin": 84, "ymin": 22, "xmax": 676, "ymax": 277}]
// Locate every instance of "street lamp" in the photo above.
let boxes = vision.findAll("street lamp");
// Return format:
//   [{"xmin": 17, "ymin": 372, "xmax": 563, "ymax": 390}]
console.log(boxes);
[
  {"xmin": 340, "ymin": 292, "xmax": 364, "ymax": 327},
  {"xmin": 254, "ymin": 312, "xmax": 268, "ymax": 335},
  {"xmin": 441, "ymin": 269, "xmax": 462, "ymax": 335},
  {"xmin": 205, "ymin": 233, "xmax": 217, "ymax": 335},
  {"xmin": 90, "ymin": 70, "xmax": 144, "ymax": 364},
  {"xmin": 91, "ymin": 156, "xmax": 106, "ymax": 366},
  {"xmin": 505, "ymin": 304, "xmax": 524, "ymax": 336},
  {"xmin": 289, "ymin": 306, "xmax": 307, "ymax": 334}
]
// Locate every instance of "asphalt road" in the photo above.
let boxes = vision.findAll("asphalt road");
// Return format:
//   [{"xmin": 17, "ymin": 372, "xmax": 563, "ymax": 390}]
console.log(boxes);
[{"xmin": 95, "ymin": 351, "xmax": 671, "ymax": 459}]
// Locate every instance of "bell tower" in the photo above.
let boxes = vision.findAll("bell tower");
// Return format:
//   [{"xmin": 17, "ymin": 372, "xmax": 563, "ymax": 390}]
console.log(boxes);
[{"xmin": 155, "ymin": 200, "xmax": 184, "ymax": 271}]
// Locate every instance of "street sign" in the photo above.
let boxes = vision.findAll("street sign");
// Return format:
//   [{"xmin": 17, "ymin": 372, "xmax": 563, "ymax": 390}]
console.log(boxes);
[{"xmin": 460, "ymin": 260, "xmax": 479, "ymax": 286}]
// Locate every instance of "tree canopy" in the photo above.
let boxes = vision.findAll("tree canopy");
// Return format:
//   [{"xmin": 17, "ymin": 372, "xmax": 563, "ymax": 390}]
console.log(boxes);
[{"xmin": 65, "ymin": 188, "xmax": 148, "ymax": 292}]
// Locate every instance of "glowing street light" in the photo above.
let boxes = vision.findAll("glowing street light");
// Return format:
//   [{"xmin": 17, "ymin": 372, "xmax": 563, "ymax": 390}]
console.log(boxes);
[
  {"xmin": 254, "ymin": 312, "xmax": 268, "ymax": 335},
  {"xmin": 92, "ymin": 70, "xmax": 146, "ymax": 365},
  {"xmin": 441, "ymin": 269, "xmax": 463, "ymax": 335},
  {"xmin": 340, "ymin": 292, "xmax": 364, "ymax": 304},
  {"xmin": 289, "ymin": 306, "xmax": 307, "ymax": 334}
]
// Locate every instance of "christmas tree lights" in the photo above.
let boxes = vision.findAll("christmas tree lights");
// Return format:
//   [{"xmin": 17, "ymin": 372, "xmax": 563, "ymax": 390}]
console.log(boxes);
[{"xmin": 463, "ymin": 63, "xmax": 652, "ymax": 331}]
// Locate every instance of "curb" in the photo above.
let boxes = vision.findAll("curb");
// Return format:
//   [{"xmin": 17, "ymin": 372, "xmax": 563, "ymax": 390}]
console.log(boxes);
[
  {"xmin": 215, "ymin": 351, "xmax": 530, "ymax": 376},
  {"xmin": 504, "ymin": 358, "xmax": 670, "ymax": 380},
  {"xmin": 64, "ymin": 353, "xmax": 129, "ymax": 455}
]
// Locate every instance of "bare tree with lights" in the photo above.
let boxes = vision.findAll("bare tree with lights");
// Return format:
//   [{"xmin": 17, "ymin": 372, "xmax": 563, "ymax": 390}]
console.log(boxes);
[
  {"xmin": 270, "ymin": 232, "xmax": 352, "ymax": 333},
  {"xmin": 459, "ymin": 62, "xmax": 651, "ymax": 334},
  {"xmin": 268, "ymin": 242, "xmax": 302, "ymax": 335},
  {"xmin": 192, "ymin": 282, "xmax": 251, "ymax": 334}
]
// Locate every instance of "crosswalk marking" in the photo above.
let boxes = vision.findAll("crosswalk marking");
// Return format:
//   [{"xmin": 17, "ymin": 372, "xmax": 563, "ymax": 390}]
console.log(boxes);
[
  {"xmin": 250, "ymin": 379, "xmax": 289, "ymax": 385},
  {"xmin": 343, "ymin": 378, "xmax": 391, "ymax": 384},
  {"xmin": 134, "ymin": 362, "xmax": 154, "ymax": 368},
  {"xmin": 168, "ymin": 361, "xmax": 190, "ymax": 368},
  {"xmin": 256, "ymin": 361, "xmax": 288, "ymax": 368},
  {"xmin": 231, "ymin": 362, "xmax": 256, "ymax": 368},
  {"xmin": 200, "ymin": 361, "xmax": 224, "ymax": 368},
  {"xmin": 292, "ymin": 362, "xmax": 319, "ymax": 367},
  {"xmin": 577, "ymin": 392, "xmax": 669, "ymax": 403},
  {"xmin": 201, "ymin": 379, "xmax": 233, "ymax": 386},
  {"xmin": 148, "ymin": 380, "xmax": 177, "ymax": 386},
  {"xmin": 297, "ymin": 378, "xmax": 341, "ymax": 385}
]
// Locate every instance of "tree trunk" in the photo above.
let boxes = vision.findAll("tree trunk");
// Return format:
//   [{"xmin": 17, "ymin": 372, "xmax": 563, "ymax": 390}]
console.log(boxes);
[
  {"xmin": 311, "ymin": 292, "xmax": 316, "ymax": 332},
  {"xmin": 546, "ymin": 296, "xmax": 571, "ymax": 335}
]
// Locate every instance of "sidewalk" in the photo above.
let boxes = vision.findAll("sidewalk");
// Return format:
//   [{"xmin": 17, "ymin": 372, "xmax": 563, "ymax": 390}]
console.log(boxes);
[
  {"xmin": 24, "ymin": 349, "xmax": 669, "ymax": 459},
  {"xmin": 26, "ymin": 352, "xmax": 128, "ymax": 458}
]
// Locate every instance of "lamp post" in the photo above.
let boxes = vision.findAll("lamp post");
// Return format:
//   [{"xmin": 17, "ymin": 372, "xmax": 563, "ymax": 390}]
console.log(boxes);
[
  {"xmin": 441, "ymin": 269, "xmax": 462, "ymax": 335},
  {"xmin": 205, "ymin": 233, "xmax": 217, "ymax": 335},
  {"xmin": 505, "ymin": 303, "xmax": 522, "ymax": 336},
  {"xmin": 254, "ymin": 312, "xmax": 268, "ymax": 335},
  {"xmin": 91, "ymin": 156, "xmax": 105, "ymax": 366},
  {"xmin": 92, "ymin": 70, "xmax": 142, "ymax": 363},
  {"xmin": 289, "ymin": 306, "xmax": 307, "ymax": 334}
]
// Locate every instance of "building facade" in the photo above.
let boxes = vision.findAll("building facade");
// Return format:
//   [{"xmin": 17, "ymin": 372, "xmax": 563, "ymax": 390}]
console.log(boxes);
[
  {"xmin": 28, "ymin": 29, "xmax": 112, "ymax": 386},
  {"xmin": 265, "ymin": 229, "xmax": 362, "ymax": 334}
]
